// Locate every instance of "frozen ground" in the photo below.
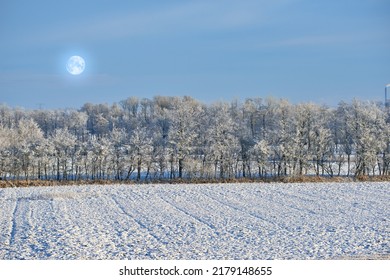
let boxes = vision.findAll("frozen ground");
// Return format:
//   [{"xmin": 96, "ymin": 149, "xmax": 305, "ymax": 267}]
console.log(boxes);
[{"xmin": 0, "ymin": 182, "xmax": 389, "ymax": 260}]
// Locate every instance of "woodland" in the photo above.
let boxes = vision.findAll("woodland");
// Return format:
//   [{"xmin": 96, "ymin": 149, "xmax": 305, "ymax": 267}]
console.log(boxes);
[{"xmin": 1, "ymin": 96, "xmax": 389, "ymax": 183}]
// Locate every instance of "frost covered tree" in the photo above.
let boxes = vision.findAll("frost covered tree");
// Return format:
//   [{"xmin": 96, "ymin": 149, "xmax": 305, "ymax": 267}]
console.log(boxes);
[
  {"xmin": 0, "ymin": 96, "xmax": 389, "ymax": 181},
  {"xmin": 168, "ymin": 96, "xmax": 203, "ymax": 178},
  {"xmin": 50, "ymin": 128, "xmax": 76, "ymax": 180},
  {"xmin": 251, "ymin": 139, "xmax": 270, "ymax": 177},
  {"xmin": 129, "ymin": 126, "xmax": 153, "ymax": 181},
  {"xmin": 269, "ymin": 99, "xmax": 294, "ymax": 176},
  {"xmin": 110, "ymin": 128, "xmax": 128, "ymax": 180},
  {"xmin": 0, "ymin": 125, "xmax": 13, "ymax": 178},
  {"xmin": 381, "ymin": 121, "xmax": 390, "ymax": 175},
  {"xmin": 347, "ymin": 100, "xmax": 386, "ymax": 176},
  {"xmin": 13, "ymin": 119, "xmax": 44, "ymax": 180},
  {"xmin": 206, "ymin": 103, "xmax": 240, "ymax": 178}
]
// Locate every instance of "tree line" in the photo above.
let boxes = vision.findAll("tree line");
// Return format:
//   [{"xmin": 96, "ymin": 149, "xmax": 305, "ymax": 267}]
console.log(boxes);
[{"xmin": 0, "ymin": 96, "xmax": 389, "ymax": 181}]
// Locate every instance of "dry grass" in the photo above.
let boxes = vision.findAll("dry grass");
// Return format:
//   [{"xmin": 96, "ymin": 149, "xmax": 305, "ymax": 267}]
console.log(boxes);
[
  {"xmin": 332, "ymin": 254, "xmax": 390, "ymax": 260},
  {"xmin": 0, "ymin": 179, "xmax": 130, "ymax": 188},
  {"xmin": 1, "ymin": 175, "xmax": 390, "ymax": 188}
]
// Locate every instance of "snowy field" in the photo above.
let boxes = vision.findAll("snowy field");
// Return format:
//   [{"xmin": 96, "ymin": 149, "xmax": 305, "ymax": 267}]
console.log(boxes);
[{"xmin": 0, "ymin": 182, "xmax": 389, "ymax": 260}]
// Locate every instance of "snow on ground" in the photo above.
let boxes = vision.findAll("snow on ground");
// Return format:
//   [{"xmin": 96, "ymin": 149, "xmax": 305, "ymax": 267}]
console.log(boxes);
[{"xmin": 0, "ymin": 182, "xmax": 389, "ymax": 260}]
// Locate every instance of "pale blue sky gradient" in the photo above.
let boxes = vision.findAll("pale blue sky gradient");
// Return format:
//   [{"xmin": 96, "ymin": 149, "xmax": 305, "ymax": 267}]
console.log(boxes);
[{"xmin": 1, "ymin": 0, "xmax": 389, "ymax": 109}]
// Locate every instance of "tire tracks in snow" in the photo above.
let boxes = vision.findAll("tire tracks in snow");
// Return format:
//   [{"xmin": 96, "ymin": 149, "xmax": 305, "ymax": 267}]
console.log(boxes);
[
  {"xmin": 267, "ymin": 189, "xmax": 318, "ymax": 212},
  {"xmin": 110, "ymin": 195, "xmax": 170, "ymax": 256},
  {"xmin": 270, "ymin": 185, "xmax": 388, "ymax": 227},
  {"xmin": 137, "ymin": 193, "xmax": 223, "ymax": 259},
  {"xmin": 49, "ymin": 198, "xmax": 83, "ymax": 259},
  {"xmin": 198, "ymin": 189, "xmax": 290, "ymax": 233},
  {"xmin": 8, "ymin": 199, "xmax": 19, "ymax": 247},
  {"xmin": 0, "ymin": 198, "xmax": 16, "ymax": 258},
  {"xmin": 158, "ymin": 196, "xmax": 217, "ymax": 231},
  {"xmin": 203, "ymin": 186, "xmax": 332, "ymax": 230},
  {"xmin": 113, "ymin": 188, "xmax": 226, "ymax": 258},
  {"xmin": 9, "ymin": 198, "xmax": 33, "ymax": 245},
  {"xmin": 157, "ymin": 193, "xmax": 271, "ymax": 244},
  {"xmin": 156, "ymin": 188, "xmax": 290, "ymax": 259},
  {"xmin": 6, "ymin": 198, "xmax": 34, "ymax": 259},
  {"xmin": 124, "ymin": 188, "xmax": 231, "ymax": 258}
]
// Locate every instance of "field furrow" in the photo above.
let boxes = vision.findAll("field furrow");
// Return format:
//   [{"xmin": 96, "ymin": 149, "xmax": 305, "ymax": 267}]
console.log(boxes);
[{"xmin": 0, "ymin": 182, "xmax": 389, "ymax": 259}]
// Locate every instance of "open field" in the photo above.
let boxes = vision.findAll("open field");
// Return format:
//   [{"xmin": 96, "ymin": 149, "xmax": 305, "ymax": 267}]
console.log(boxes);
[{"xmin": 0, "ymin": 182, "xmax": 389, "ymax": 259}]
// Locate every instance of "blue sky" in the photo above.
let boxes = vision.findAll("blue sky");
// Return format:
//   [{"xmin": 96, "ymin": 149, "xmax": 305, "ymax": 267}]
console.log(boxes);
[{"xmin": 1, "ymin": 0, "xmax": 389, "ymax": 109}]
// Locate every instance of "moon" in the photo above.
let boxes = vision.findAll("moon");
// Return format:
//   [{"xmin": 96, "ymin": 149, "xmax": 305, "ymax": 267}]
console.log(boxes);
[{"xmin": 66, "ymin": 56, "xmax": 85, "ymax": 75}]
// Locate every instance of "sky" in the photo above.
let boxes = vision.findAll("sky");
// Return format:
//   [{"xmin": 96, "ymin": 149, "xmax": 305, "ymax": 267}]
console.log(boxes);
[{"xmin": 0, "ymin": 0, "xmax": 389, "ymax": 109}]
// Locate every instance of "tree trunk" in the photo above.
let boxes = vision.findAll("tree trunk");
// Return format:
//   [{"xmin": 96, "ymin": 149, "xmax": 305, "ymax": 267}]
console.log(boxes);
[
  {"xmin": 137, "ymin": 157, "xmax": 141, "ymax": 181},
  {"xmin": 178, "ymin": 158, "xmax": 183, "ymax": 179}
]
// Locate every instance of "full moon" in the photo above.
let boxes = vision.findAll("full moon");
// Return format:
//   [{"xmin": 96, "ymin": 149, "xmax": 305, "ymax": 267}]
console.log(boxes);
[{"xmin": 66, "ymin": 56, "xmax": 85, "ymax": 75}]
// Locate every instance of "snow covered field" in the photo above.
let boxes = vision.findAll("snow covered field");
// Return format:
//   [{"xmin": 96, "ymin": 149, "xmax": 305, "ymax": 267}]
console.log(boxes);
[{"xmin": 0, "ymin": 182, "xmax": 389, "ymax": 260}]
